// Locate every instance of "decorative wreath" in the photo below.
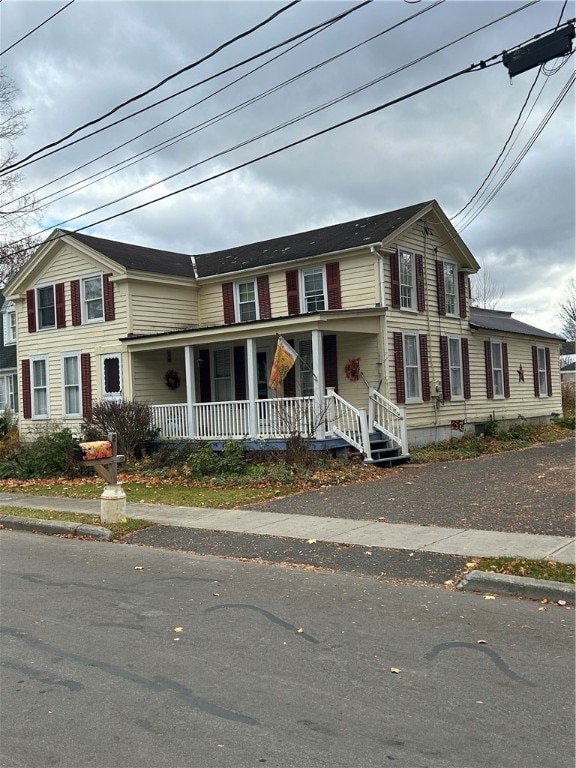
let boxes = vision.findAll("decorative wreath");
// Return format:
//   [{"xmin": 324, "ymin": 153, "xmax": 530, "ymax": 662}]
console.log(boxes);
[
  {"xmin": 344, "ymin": 357, "xmax": 361, "ymax": 382},
  {"xmin": 165, "ymin": 369, "xmax": 181, "ymax": 390}
]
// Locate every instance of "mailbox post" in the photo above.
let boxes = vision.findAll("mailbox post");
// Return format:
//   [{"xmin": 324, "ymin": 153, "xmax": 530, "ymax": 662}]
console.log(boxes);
[{"xmin": 74, "ymin": 432, "xmax": 126, "ymax": 523}]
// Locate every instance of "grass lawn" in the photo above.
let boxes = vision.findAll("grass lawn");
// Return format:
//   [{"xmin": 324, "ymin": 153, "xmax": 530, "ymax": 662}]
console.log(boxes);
[
  {"xmin": 0, "ymin": 505, "xmax": 154, "ymax": 539},
  {"xmin": 474, "ymin": 557, "xmax": 575, "ymax": 584}
]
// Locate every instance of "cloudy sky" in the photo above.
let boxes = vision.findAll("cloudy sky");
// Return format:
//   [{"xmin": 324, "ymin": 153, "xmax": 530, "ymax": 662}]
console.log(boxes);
[{"xmin": 1, "ymin": 0, "xmax": 574, "ymax": 333}]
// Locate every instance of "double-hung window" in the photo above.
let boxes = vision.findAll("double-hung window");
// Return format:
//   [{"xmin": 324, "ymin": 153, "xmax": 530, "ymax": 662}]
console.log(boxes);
[
  {"xmin": 235, "ymin": 281, "xmax": 258, "ymax": 322},
  {"xmin": 31, "ymin": 356, "xmax": 49, "ymax": 418},
  {"xmin": 0, "ymin": 374, "xmax": 18, "ymax": 412},
  {"xmin": 443, "ymin": 262, "xmax": 457, "ymax": 316},
  {"xmin": 448, "ymin": 336, "xmax": 464, "ymax": 399},
  {"xmin": 37, "ymin": 285, "xmax": 56, "ymax": 329},
  {"xmin": 491, "ymin": 340, "xmax": 504, "ymax": 398},
  {"xmin": 2, "ymin": 302, "xmax": 16, "ymax": 345},
  {"xmin": 213, "ymin": 348, "xmax": 232, "ymax": 401},
  {"xmin": 399, "ymin": 249, "xmax": 415, "ymax": 310},
  {"xmin": 82, "ymin": 276, "xmax": 104, "ymax": 322},
  {"xmin": 62, "ymin": 353, "xmax": 81, "ymax": 417},
  {"xmin": 537, "ymin": 346, "xmax": 548, "ymax": 396},
  {"xmin": 301, "ymin": 267, "xmax": 326, "ymax": 312},
  {"xmin": 403, "ymin": 332, "xmax": 421, "ymax": 401}
]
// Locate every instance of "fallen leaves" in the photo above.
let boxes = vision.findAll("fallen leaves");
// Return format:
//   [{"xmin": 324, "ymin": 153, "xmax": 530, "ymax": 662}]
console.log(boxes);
[{"xmin": 390, "ymin": 667, "xmax": 402, "ymax": 674}]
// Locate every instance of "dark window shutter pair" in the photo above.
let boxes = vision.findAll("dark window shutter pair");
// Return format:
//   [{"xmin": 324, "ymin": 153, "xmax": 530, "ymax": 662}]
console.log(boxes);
[
  {"xmin": 390, "ymin": 252, "xmax": 424, "ymax": 311},
  {"xmin": 484, "ymin": 340, "xmax": 494, "ymax": 399},
  {"xmin": 257, "ymin": 276, "xmax": 271, "ymax": 319},
  {"xmin": 502, "ymin": 344, "xmax": 510, "ymax": 398},
  {"xmin": 222, "ymin": 283, "xmax": 235, "ymax": 324},
  {"xmin": 390, "ymin": 253, "xmax": 401, "ymax": 309},
  {"xmin": 198, "ymin": 349, "xmax": 212, "ymax": 402},
  {"xmin": 436, "ymin": 262, "xmax": 446, "ymax": 316},
  {"xmin": 286, "ymin": 271, "xmax": 299, "ymax": 315},
  {"xmin": 415, "ymin": 254, "xmax": 425, "ymax": 312},
  {"xmin": 458, "ymin": 272, "xmax": 467, "ymax": 318},
  {"xmin": 393, "ymin": 332, "xmax": 406, "ymax": 404},
  {"xmin": 326, "ymin": 262, "xmax": 342, "ymax": 310},
  {"xmin": 81, "ymin": 353, "xmax": 92, "ymax": 419},
  {"xmin": 234, "ymin": 346, "xmax": 246, "ymax": 400},
  {"xmin": 22, "ymin": 360, "xmax": 32, "ymax": 419},
  {"xmin": 103, "ymin": 274, "xmax": 115, "ymax": 322},
  {"xmin": 462, "ymin": 338, "xmax": 471, "ymax": 400},
  {"xmin": 26, "ymin": 284, "xmax": 66, "ymax": 331},
  {"xmin": 419, "ymin": 335, "xmax": 431, "ymax": 402},
  {"xmin": 531, "ymin": 346, "xmax": 552, "ymax": 397},
  {"xmin": 439, "ymin": 336, "xmax": 451, "ymax": 400},
  {"xmin": 71, "ymin": 280, "xmax": 82, "ymax": 326}
]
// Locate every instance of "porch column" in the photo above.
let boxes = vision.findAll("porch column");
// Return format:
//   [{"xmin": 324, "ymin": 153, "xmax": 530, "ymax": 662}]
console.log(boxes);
[
  {"xmin": 246, "ymin": 338, "xmax": 258, "ymax": 438},
  {"xmin": 312, "ymin": 329, "xmax": 325, "ymax": 439},
  {"xmin": 184, "ymin": 345, "xmax": 196, "ymax": 438}
]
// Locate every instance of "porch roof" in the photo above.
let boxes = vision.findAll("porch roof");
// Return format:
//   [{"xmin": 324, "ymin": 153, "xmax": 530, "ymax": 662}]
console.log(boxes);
[{"xmin": 121, "ymin": 307, "xmax": 384, "ymax": 349}]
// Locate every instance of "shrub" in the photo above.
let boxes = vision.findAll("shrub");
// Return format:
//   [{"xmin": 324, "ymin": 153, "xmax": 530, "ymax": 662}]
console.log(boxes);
[
  {"xmin": 0, "ymin": 409, "xmax": 16, "ymax": 440},
  {"xmin": 82, "ymin": 400, "xmax": 159, "ymax": 463},
  {"xmin": 561, "ymin": 380, "xmax": 575, "ymax": 416},
  {"xmin": 184, "ymin": 440, "xmax": 248, "ymax": 478},
  {"xmin": 0, "ymin": 428, "xmax": 79, "ymax": 479}
]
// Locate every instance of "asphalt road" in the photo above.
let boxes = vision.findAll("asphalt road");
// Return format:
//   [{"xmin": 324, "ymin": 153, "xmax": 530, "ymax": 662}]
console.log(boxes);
[
  {"xmin": 1, "ymin": 531, "xmax": 574, "ymax": 768},
  {"xmin": 245, "ymin": 439, "xmax": 575, "ymax": 537}
]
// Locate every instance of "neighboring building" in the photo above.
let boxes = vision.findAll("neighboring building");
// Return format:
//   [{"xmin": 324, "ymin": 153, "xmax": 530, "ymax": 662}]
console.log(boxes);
[
  {"xmin": 4, "ymin": 200, "xmax": 563, "ymax": 461},
  {"xmin": 0, "ymin": 292, "xmax": 18, "ymax": 415},
  {"xmin": 560, "ymin": 361, "xmax": 576, "ymax": 383}
]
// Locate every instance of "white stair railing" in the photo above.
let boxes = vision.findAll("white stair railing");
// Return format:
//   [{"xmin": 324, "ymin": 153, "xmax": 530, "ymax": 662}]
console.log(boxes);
[
  {"xmin": 325, "ymin": 387, "xmax": 371, "ymax": 458},
  {"xmin": 368, "ymin": 388, "xmax": 408, "ymax": 454}
]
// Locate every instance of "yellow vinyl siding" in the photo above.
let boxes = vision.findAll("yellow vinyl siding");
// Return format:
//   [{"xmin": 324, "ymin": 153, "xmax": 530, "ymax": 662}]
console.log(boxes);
[
  {"xmin": 130, "ymin": 283, "xmax": 198, "ymax": 334},
  {"xmin": 132, "ymin": 349, "xmax": 187, "ymax": 403}
]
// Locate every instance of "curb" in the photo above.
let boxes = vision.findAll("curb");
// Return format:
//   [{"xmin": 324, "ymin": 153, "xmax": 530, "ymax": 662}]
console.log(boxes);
[
  {"xmin": 0, "ymin": 515, "xmax": 112, "ymax": 541},
  {"xmin": 457, "ymin": 569, "xmax": 575, "ymax": 605}
]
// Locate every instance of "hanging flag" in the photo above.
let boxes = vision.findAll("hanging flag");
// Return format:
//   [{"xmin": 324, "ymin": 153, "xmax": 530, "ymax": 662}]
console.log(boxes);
[{"xmin": 268, "ymin": 336, "xmax": 298, "ymax": 392}]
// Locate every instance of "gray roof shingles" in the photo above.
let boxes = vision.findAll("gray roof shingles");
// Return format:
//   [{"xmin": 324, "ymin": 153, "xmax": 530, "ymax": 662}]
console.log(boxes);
[
  {"xmin": 65, "ymin": 201, "xmax": 432, "ymax": 279},
  {"xmin": 470, "ymin": 307, "xmax": 562, "ymax": 341}
]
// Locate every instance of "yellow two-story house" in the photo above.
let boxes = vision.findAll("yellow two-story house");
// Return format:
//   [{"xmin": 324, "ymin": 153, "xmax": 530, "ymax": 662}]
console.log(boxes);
[{"xmin": 5, "ymin": 200, "xmax": 562, "ymax": 463}]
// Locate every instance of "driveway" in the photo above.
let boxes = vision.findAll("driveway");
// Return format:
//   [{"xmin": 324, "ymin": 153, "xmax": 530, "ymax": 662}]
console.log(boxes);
[{"xmin": 247, "ymin": 439, "xmax": 575, "ymax": 537}]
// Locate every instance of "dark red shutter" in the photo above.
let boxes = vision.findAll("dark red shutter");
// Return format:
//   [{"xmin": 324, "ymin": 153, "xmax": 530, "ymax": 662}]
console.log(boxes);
[
  {"xmin": 531, "ymin": 346, "xmax": 539, "ymax": 396},
  {"xmin": 56, "ymin": 282, "xmax": 66, "ymax": 328},
  {"xmin": 286, "ymin": 271, "xmax": 300, "ymax": 315},
  {"xmin": 222, "ymin": 283, "xmax": 235, "ymax": 324},
  {"xmin": 390, "ymin": 253, "xmax": 400, "ymax": 309},
  {"xmin": 440, "ymin": 335, "xmax": 451, "ymax": 401},
  {"xmin": 326, "ymin": 262, "xmax": 342, "ymax": 310},
  {"xmin": 26, "ymin": 290, "xmax": 36, "ymax": 333},
  {"xmin": 198, "ymin": 349, "xmax": 211, "ymax": 402},
  {"xmin": 502, "ymin": 343, "xmax": 510, "ymax": 399},
  {"xmin": 458, "ymin": 272, "xmax": 467, "ymax": 318},
  {"xmin": 71, "ymin": 280, "xmax": 82, "ymax": 326},
  {"xmin": 81, "ymin": 353, "xmax": 92, "ymax": 419},
  {"xmin": 484, "ymin": 340, "xmax": 494, "ymax": 399},
  {"xmin": 415, "ymin": 254, "xmax": 425, "ymax": 312},
  {"xmin": 545, "ymin": 347, "xmax": 552, "ymax": 396},
  {"xmin": 257, "ymin": 276, "xmax": 271, "ymax": 319},
  {"xmin": 462, "ymin": 338, "xmax": 471, "ymax": 400},
  {"xmin": 283, "ymin": 338, "xmax": 296, "ymax": 396},
  {"xmin": 103, "ymin": 274, "xmax": 115, "ymax": 321},
  {"xmin": 393, "ymin": 332, "xmax": 405, "ymax": 404},
  {"xmin": 21, "ymin": 359, "xmax": 32, "ymax": 419},
  {"xmin": 233, "ymin": 346, "xmax": 246, "ymax": 400},
  {"xmin": 436, "ymin": 262, "xmax": 446, "ymax": 316},
  {"xmin": 323, "ymin": 334, "xmax": 338, "ymax": 391},
  {"xmin": 419, "ymin": 334, "xmax": 430, "ymax": 401}
]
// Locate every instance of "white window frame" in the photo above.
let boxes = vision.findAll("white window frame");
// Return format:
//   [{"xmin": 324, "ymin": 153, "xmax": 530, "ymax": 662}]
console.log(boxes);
[
  {"xmin": 7, "ymin": 373, "xmax": 18, "ymax": 413},
  {"xmin": 234, "ymin": 280, "xmax": 259, "ymax": 323},
  {"xmin": 2, "ymin": 301, "xmax": 16, "ymax": 345},
  {"xmin": 62, "ymin": 352, "xmax": 82, "ymax": 418},
  {"xmin": 443, "ymin": 261, "xmax": 458, "ymax": 316},
  {"xmin": 81, "ymin": 274, "xmax": 104, "ymax": 324},
  {"xmin": 102, "ymin": 354, "xmax": 123, "ymax": 402},
  {"xmin": 402, "ymin": 331, "xmax": 422, "ymax": 403},
  {"xmin": 399, "ymin": 249, "xmax": 416, "ymax": 311},
  {"xmin": 537, "ymin": 345, "xmax": 548, "ymax": 397},
  {"xmin": 212, "ymin": 347, "xmax": 232, "ymax": 402},
  {"xmin": 36, "ymin": 284, "xmax": 56, "ymax": 330},
  {"xmin": 31, "ymin": 355, "xmax": 50, "ymax": 419},
  {"xmin": 447, "ymin": 336, "xmax": 464, "ymax": 401},
  {"xmin": 300, "ymin": 266, "xmax": 326, "ymax": 313},
  {"xmin": 490, "ymin": 339, "xmax": 505, "ymax": 399}
]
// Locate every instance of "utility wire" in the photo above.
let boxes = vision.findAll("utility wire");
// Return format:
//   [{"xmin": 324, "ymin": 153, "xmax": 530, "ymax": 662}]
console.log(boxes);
[
  {"xmin": 0, "ymin": 0, "xmax": 76, "ymax": 58},
  {"xmin": 1, "ymin": 0, "xmax": 371, "ymax": 176},
  {"xmin": 13, "ymin": 0, "xmax": 444, "ymax": 212},
  {"xmin": 6, "ymin": 0, "xmax": 536, "ymax": 214}
]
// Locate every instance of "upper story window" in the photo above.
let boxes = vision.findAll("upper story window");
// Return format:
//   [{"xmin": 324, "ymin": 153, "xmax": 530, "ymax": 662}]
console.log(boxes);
[
  {"xmin": 301, "ymin": 267, "xmax": 326, "ymax": 312},
  {"xmin": 82, "ymin": 276, "xmax": 104, "ymax": 322},
  {"xmin": 37, "ymin": 285, "xmax": 56, "ymax": 329},
  {"xmin": 443, "ymin": 262, "xmax": 457, "ymax": 316},
  {"xmin": 399, "ymin": 250, "xmax": 415, "ymax": 310},
  {"xmin": 235, "ymin": 281, "xmax": 258, "ymax": 322},
  {"xmin": 2, "ymin": 302, "xmax": 16, "ymax": 345}
]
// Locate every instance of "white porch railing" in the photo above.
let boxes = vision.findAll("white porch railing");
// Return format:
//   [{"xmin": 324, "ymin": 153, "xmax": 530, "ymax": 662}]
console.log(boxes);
[
  {"xmin": 150, "ymin": 389, "xmax": 407, "ymax": 457},
  {"xmin": 368, "ymin": 387, "xmax": 408, "ymax": 454}
]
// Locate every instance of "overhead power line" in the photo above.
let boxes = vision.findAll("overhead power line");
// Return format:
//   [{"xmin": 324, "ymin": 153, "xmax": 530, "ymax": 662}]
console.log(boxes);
[
  {"xmin": 2, "ymin": 0, "xmax": 373, "ymax": 177},
  {"xmin": 0, "ymin": 0, "xmax": 76, "ymax": 58}
]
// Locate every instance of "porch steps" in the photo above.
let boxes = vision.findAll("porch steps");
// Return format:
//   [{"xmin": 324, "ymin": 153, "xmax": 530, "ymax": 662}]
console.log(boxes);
[{"xmin": 364, "ymin": 433, "xmax": 410, "ymax": 468}]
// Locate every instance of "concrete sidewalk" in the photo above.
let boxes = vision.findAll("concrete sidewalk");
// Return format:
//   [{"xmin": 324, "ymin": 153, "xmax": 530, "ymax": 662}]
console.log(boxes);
[{"xmin": 0, "ymin": 493, "xmax": 574, "ymax": 564}]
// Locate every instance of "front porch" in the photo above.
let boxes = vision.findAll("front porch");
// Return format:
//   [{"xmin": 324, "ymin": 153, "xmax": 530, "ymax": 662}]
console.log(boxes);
[{"xmin": 149, "ymin": 388, "xmax": 409, "ymax": 465}]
